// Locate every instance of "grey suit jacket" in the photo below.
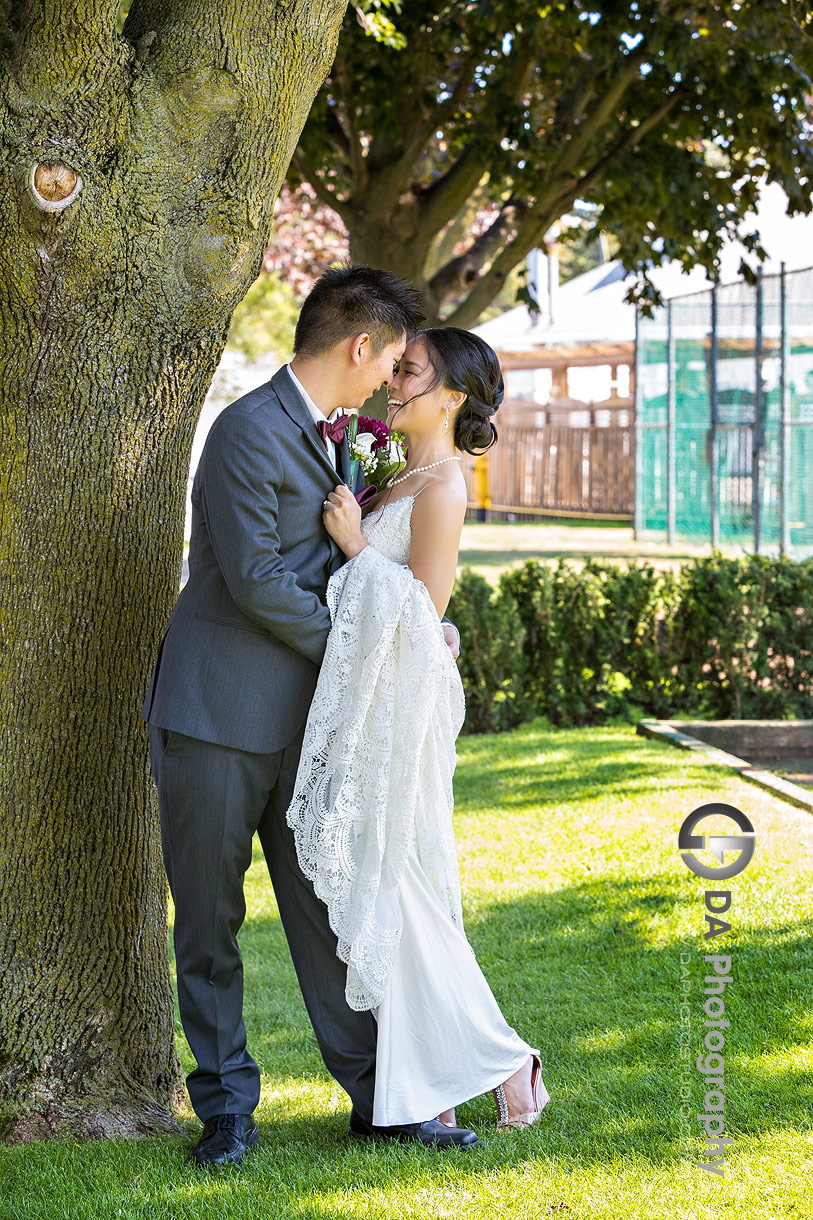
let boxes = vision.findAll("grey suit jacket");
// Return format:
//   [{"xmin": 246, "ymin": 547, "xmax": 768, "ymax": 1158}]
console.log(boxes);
[{"xmin": 142, "ymin": 367, "xmax": 356, "ymax": 754}]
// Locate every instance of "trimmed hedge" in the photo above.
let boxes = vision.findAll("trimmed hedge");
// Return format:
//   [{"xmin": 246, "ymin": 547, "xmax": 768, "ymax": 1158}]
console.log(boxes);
[{"xmin": 447, "ymin": 555, "xmax": 813, "ymax": 733}]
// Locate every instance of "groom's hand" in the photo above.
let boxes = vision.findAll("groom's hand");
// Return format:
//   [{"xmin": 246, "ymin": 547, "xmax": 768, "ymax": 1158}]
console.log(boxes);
[{"xmin": 442, "ymin": 622, "xmax": 461, "ymax": 659}]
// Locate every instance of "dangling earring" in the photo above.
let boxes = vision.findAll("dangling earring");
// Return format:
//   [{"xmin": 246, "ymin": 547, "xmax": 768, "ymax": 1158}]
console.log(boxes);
[{"xmin": 444, "ymin": 403, "xmax": 450, "ymax": 429}]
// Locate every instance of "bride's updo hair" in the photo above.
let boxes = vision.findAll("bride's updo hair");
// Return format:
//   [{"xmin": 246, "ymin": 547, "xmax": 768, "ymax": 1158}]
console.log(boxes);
[{"xmin": 418, "ymin": 327, "xmax": 503, "ymax": 454}]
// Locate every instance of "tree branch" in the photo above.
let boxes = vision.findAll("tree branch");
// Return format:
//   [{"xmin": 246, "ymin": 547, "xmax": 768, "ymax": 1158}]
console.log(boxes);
[
  {"xmin": 444, "ymin": 90, "xmax": 684, "ymax": 328},
  {"xmin": 331, "ymin": 56, "xmax": 369, "ymax": 193},
  {"xmin": 566, "ymin": 92, "xmax": 682, "ymax": 200},
  {"xmin": 356, "ymin": 24, "xmax": 545, "ymax": 234},
  {"xmin": 417, "ymin": 143, "xmax": 491, "ymax": 243},
  {"xmin": 360, "ymin": 45, "xmax": 481, "ymax": 210},
  {"xmin": 551, "ymin": 54, "xmax": 646, "ymax": 179},
  {"xmin": 414, "ymin": 27, "xmax": 546, "ymax": 239},
  {"xmin": 428, "ymin": 197, "xmax": 524, "ymax": 311},
  {"xmin": 321, "ymin": 102, "xmax": 352, "ymax": 161},
  {"xmin": 425, "ymin": 175, "xmax": 492, "ymax": 277},
  {"xmin": 291, "ymin": 147, "xmax": 353, "ymax": 222},
  {"xmin": 498, "ymin": 25, "xmax": 544, "ymax": 105},
  {"xmin": 552, "ymin": 55, "xmax": 601, "ymax": 143},
  {"xmin": 443, "ymin": 210, "xmax": 553, "ymax": 329},
  {"xmin": 395, "ymin": 48, "xmax": 479, "ymax": 176}
]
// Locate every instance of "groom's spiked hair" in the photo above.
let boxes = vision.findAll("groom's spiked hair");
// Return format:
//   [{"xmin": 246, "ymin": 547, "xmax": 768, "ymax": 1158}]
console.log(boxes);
[{"xmin": 293, "ymin": 264, "xmax": 424, "ymax": 357}]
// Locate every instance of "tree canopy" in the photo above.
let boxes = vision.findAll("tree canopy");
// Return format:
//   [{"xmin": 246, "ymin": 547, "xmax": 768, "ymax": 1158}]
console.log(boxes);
[{"xmin": 292, "ymin": 0, "xmax": 813, "ymax": 325}]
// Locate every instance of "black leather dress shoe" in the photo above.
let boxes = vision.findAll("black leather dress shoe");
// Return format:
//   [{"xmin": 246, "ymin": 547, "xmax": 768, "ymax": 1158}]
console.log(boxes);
[
  {"xmin": 189, "ymin": 1113, "xmax": 259, "ymax": 1167},
  {"xmin": 349, "ymin": 1109, "xmax": 478, "ymax": 1148}
]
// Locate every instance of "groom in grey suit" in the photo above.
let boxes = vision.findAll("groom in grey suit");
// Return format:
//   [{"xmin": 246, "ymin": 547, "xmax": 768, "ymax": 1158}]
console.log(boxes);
[{"xmin": 143, "ymin": 266, "xmax": 474, "ymax": 1166}]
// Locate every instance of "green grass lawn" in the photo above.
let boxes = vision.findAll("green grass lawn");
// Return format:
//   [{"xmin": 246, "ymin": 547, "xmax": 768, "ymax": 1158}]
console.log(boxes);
[{"xmin": 2, "ymin": 721, "xmax": 811, "ymax": 1219}]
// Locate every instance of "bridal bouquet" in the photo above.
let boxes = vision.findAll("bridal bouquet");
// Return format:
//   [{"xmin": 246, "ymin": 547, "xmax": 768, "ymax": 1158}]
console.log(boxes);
[{"xmin": 347, "ymin": 416, "xmax": 407, "ymax": 500}]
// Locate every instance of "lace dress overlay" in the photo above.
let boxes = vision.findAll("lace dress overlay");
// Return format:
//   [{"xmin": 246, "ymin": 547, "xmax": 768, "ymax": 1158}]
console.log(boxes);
[
  {"xmin": 287, "ymin": 495, "xmax": 465, "ymax": 1011},
  {"xmin": 287, "ymin": 493, "xmax": 532, "ymax": 1124}
]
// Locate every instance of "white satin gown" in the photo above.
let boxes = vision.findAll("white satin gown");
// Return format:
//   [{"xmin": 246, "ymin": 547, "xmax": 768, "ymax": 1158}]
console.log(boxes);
[{"xmin": 287, "ymin": 493, "xmax": 533, "ymax": 1126}]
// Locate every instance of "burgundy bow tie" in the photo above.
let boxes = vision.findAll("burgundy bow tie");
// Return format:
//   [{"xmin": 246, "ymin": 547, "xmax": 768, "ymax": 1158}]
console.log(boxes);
[{"xmin": 318, "ymin": 414, "xmax": 351, "ymax": 445}]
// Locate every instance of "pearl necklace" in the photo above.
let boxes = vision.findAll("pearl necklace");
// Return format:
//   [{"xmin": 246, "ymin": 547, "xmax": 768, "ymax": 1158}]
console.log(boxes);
[{"xmin": 389, "ymin": 456, "xmax": 460, "ymax": 487}]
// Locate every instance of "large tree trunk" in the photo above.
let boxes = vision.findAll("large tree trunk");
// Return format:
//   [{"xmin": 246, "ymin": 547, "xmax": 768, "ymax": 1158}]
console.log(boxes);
[
  {"xmin": 346, "ymin": 206, "xmax": 439, "ymax": 321},
  {"xmin": 0, "ymin": 0, "xmax": 345, "ymax": 1141}
]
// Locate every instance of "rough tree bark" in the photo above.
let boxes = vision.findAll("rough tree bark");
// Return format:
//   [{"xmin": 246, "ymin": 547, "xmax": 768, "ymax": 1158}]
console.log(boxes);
[{"xmin": 0, "ymin": 0, "xmax": 345, "ymax": 1141}]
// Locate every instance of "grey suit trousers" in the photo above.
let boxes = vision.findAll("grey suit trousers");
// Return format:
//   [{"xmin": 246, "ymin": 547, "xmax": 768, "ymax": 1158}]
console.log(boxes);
[{"xmin": 149, "ymin": 723, "xmax": 377, "ymax": 1121}]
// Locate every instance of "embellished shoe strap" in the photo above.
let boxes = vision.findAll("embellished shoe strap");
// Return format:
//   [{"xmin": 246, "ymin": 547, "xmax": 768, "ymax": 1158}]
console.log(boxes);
[
  {"xmin": 493, "ymin": 1083, "xmax": 510, "ymax": 1128},
  {"xmin": 499, "ymin": 1111, "xmax": 541, "ymax": 1130}
]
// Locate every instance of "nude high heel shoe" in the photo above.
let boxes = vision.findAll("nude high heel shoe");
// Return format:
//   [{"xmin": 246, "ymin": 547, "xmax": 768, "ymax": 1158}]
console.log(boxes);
[{"xmin": 493, "ymin": 1052, "xmax": 550, "ymax": 1132}]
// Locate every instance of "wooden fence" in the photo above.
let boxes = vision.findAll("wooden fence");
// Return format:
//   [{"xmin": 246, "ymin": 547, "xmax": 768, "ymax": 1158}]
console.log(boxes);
[{"xmin": 462, "ymin": 420, "xmax": 635, "ymax": 521}]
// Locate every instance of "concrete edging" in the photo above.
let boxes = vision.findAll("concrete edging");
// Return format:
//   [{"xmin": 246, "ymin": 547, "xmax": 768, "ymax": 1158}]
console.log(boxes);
[{"xmin": 635, "ymin": 719, "xmax": 813, "ymax": 814}]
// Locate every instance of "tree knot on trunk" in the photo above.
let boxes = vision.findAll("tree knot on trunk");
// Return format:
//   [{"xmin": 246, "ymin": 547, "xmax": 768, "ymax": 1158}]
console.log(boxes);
[{"xmin": 29, "ymin": 165, "xmax": 82, "ymax": 212}]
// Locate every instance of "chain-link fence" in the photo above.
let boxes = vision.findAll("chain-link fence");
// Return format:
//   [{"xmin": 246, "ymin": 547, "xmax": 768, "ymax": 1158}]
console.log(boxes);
[{"xmin": 635, "ymin": 265, "xmax": 813, "ymax": 557}]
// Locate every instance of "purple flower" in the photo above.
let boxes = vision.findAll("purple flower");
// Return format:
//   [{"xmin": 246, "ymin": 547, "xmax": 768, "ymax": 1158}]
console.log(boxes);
[{"xmin": 357, "ymin": 415, "xmax": 391, "ymax": 451}]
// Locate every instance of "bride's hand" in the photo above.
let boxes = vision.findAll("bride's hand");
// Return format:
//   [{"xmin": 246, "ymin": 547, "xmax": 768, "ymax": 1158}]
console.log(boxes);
[{"xmin": 323, "ymin": 484, "xmax": 368, "ymax": 559}]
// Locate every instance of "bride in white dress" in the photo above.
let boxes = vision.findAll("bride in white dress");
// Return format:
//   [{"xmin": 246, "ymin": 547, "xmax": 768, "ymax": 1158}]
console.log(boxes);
[{"xmin": 286, "ymin": 327, "xmax": 549, "ymax": 1140}]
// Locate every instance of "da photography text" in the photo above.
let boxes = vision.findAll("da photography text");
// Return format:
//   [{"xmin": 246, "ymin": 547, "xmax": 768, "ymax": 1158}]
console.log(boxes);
[{"xmin": 676, "ymin": 802, "xmax": 756, "ymax": 1178}]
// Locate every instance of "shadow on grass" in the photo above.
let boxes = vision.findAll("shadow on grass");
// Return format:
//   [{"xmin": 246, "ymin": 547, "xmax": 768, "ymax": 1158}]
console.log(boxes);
[
  {"xmin": 2, "ymin": 875, "xmax": 809, "ymax": 1218},
  {"xmin": 235, "ymin": 873, "xmax": 813, "ymax": 1161}
]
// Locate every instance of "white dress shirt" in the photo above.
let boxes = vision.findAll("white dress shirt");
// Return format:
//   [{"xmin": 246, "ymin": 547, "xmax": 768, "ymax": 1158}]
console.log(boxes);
[{"xmin": 286, "ymin": 364, "xmax": 341, "ymax": 471}]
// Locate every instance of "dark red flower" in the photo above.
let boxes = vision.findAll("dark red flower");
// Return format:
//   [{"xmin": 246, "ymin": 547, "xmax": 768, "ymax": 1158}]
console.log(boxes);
[{"xmin": 357, "ymin": 415, "xmax": 391, "ymax": 451}]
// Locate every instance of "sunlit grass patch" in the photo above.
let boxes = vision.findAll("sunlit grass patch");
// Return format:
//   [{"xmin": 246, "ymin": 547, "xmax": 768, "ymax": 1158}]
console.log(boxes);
[{"xmin": 2, "ymin": 719, "xmax": 810, "ymax": 1219}]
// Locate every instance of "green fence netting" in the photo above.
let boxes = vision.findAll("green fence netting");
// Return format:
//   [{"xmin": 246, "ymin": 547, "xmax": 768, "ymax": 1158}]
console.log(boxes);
[{"xmin": 635, "ymin": 265, "xmax": 813, "ymax": 557}]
